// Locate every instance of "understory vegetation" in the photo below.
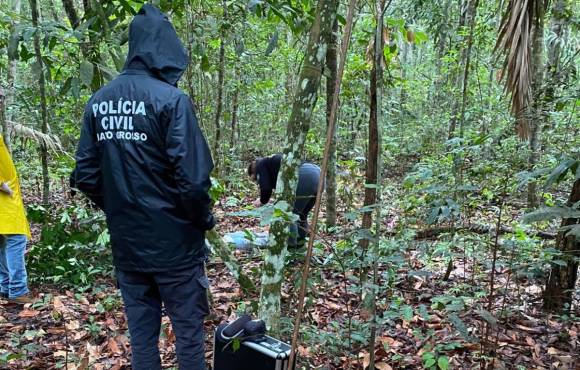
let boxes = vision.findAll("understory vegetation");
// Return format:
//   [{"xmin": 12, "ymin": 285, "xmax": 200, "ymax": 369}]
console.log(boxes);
[{"xmin": 0, "ymin": 0, "xmax": 578, "ymax": 369}]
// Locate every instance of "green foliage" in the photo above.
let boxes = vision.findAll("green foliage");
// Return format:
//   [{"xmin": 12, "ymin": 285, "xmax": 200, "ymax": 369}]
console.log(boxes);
[
  {"xmin": 0, "ymin": 0, "xmax": 578, "ymax": 367},
  {"xmin": 27, "ymin": 204, "xmax": 112, "ymax": 286},
  {"xmin": 421, "ymin": 348, "xmax": 452, "ymax": 370},
  {"xmin": 448, "ymin": 313, "xmax": 477, "ymax": 343}
]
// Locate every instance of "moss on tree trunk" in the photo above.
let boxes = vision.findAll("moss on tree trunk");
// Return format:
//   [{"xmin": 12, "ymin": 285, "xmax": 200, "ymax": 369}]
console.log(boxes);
[
  {"xmin": 258, "ymin": 0, "xmax": 339, "ymax": 331},
  {"xmin": 206, "ymin": 229, "xmax": 256, "ymax": 294}
]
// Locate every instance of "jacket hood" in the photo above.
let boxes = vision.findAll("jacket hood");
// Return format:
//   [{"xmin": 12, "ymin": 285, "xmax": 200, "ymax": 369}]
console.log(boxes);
[{"xmin": 124, "ymin": 4, "xmax": 189, "ymax": 86}]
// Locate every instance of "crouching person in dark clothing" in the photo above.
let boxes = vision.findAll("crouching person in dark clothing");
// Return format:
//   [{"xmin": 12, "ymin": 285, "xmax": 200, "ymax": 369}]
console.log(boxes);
[
  {"xmin": 71, "ymin": 5, "xmax": 214, "ymax": 370},
  {"xmin": 248, "ymin": 154, "xmax": 321, "ymax": 247}
]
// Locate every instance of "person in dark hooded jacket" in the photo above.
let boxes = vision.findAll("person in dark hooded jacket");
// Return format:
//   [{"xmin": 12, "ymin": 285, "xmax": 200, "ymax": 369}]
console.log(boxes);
[{"xmin": 71, "ymin": 5, "xmax": 213, "ymax": 370}]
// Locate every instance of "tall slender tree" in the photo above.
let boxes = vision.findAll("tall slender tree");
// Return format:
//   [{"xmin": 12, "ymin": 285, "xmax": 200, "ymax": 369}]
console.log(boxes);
[
  {"xmin": 213, "ymin": 0, "xmax": 227, "ymax": 172},
  {"xmin": 258, "ymin": 0, "xmax": 339, "ymax": 331},
  {"xmin": 230, "ymin": 72, "xmax": 239, "ymax": 149},
  {"xmin": 325, "ymin": 19, "xmax": 339, "ymax": 230},
  {"xmin": 30, "ymin": 0, "xmax": 50, "ymax": 205},
  {"xmin": 4, "ymin": 0, "xmax": 22, "ymax": 153},
  {"xmin": 527, "ymin": 1, "xmax": 548, "ymax": 208},
  {"xmin": 0, "ymin": 88, "xmax": 8, "ymax": 149},
  {"xmin": 540, "ymin": 2, "xmax": 575, "ymax": 311},
  {"xmin": 367, "ymin": 2, "xmax": 385, "ymax": 368},
  {"xmin": 359, "ymin": 18, "xmax": 383, "ymax": 250},
  {"xmin": 62, "ymin": 0, "xmax": 80, "ymax": 28},
  {"xmin": 448, "ymin": 0, "xmax": 479, "ymax": 138}
]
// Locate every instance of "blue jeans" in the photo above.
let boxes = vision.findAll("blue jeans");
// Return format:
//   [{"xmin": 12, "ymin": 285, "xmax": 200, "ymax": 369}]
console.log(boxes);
[
  {"xmin": 116, "ymin": 264, "xmax": 209, "ymax": 370},
  {"xmin": 0, "ymin": 234, "xmax": 29, "ymax": 299}
]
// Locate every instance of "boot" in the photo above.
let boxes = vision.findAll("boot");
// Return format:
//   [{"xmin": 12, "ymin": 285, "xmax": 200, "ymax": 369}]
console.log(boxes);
[{"xmin": 9, "ymin": 294, "xmax": 32, "ymax": 305}]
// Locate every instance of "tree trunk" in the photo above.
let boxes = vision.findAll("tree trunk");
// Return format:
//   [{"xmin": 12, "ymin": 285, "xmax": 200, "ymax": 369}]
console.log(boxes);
[
  {"xmin": 432, "ymin": 0, "xmax": 452, "ymax": 107},
  {"xmin": 30, "ymin": 0, "xmax": 50, "ymax": 205},
  {"xmin": 457, "ymin": 0, "xmax": 479, "ymax": 138},
  {"xmin": 351, "ymin": 105, "xmax": 363, "ymax": 151},
  {"xmin": 62, "ymin": 0, "xmax": 80, "ymax": 28},
  {"xmin": 213, "ymin": 3, "xmax": 227, "ymax": 174},
  {"xmin": 205, "ymin": 229, "xmax": 256, "ymax": 294},
  {"xmin": 258, "ymin": 0, "xmax": 339, "ymax": 331},
  {"xmin": 325, "ymin": 19, "xmax": 338, "ymax": 230},
  {"xmin": 89, "ymin": 0, "xmax": 124, "ymax": 72},
  {"xmin": 359, "ymin": 31, "xmax": 382, "ymax": 250},
  {"xmin": 81, "ymin": 0, "xmax": 103, "ymax": 91},
  {"xmin": 542, "ymin": 0, "xmax": 570, "ymax": 151},
  {"xmin": 527, "ymin": 2, "xmax": 547, "ymax": 209},
  {"xmin": 367, "ymin": 2, "xmax": 385, "ymax": 368},
  {"xmin": 543, "ymin": 178, "xmax": 580, "ymax": 311},
  {"xmin": 0, "ymin": 88, "xmax": 7, "ymax": 149},
  {"xmin": 448, "ymin": 0, "xmax": 479, "ymax": 138},
  {"xmin": 230, "ymin": 76, "xmax": 239, "ymax": 149},
  {"xmin": 4, "ymin": 0, "xmax": 22, "ymax": 154}
]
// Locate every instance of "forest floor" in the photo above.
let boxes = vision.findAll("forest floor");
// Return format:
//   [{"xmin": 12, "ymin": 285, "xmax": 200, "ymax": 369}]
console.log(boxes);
[{"xmin": 0, "ymin": 193, "xmax": 578, "ymax": 370}]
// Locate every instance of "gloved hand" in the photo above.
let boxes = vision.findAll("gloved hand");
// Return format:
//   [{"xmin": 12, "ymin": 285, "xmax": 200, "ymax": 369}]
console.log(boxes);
[
  {"xmin": 200, "ymin": 213, "xmax": 216, "ymax": 231},
  {"xmin": 0, "ymin": 182, "xmax": 13, "ymax": 197}
]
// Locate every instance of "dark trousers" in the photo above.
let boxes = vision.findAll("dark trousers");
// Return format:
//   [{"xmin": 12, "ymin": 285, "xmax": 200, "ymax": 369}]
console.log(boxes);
[
  {"xmin": 289, "ymin": 163, "xmax": 321, "ymax": 247},
  {"xmin": 289, "ymin": 197, "xmax": 316, "ymax": 246},
  {"xmin": 116, "ymin": 264, "xmax": 210, "ymax": 370}
]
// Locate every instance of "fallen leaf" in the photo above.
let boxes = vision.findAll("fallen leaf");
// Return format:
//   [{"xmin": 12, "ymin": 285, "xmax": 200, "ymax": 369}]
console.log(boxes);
[
  {"xmin": 297, "ymin": 345, "xmax": 309, "ymax": 356},
  {"xmin": 53, "ymin": 296, "xmax": 65, "ymax": 310},
  {"xmin": 74, "ymin": 330, "xmax": 88, "ymax": 341},
  {"xmin": 515, "ymin": 324, "xmax": 543, "ymax": 334},
  {"xmin": 76, "ymin": 355, "xmax": 89, "ymax": 370},
  {"xmin": 108, "ymin": 337, "xmax": 122, "ymax": 354},
  {"xmin": 360, "ymin": 352, "xmax": 372, "ymax": 369},
  {"xmin": 66, "ymin": 320, "xmax": 80, "ymax": 330},
  {"xmin": 547, "ymin": 347, "xmax": 560, "ymax": 355},
  {"xmin": 18, "ymin": 309, "xmax": 40, "ymax": 318},
  {"xmin": 105, "ymin": 317, "xmax": 119, "ymax": 331},
  {"xmin": 47, "ymin": 327, "xmax": 66, "ymax": 334},
  {"xmin": 375, "ymin": 362, "xmax": 393, "ymax": 370}
]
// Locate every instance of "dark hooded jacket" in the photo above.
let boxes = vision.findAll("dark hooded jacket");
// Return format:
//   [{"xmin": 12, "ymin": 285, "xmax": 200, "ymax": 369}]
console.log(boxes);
[{"xmin": 72, "ymin": 5, "xmax": 214, "ymax": 272}]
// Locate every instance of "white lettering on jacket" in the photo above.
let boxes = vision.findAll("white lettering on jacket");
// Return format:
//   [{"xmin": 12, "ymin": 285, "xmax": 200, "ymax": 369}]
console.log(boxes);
[{"xmin": 93, "ymin": 99, "xmax": 146, "ymax": 142}]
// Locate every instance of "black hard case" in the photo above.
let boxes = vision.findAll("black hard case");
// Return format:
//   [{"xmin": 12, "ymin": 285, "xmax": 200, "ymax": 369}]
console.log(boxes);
[{"xmin": 213, "ymin": 329, "xmax": 293, "ymax": 370}]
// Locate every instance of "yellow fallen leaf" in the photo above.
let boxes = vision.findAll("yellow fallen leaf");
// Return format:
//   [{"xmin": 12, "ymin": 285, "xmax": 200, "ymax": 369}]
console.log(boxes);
[
  {"xmin": 375, "ymin": 362, "xmax": 393, "ymax": 370},
  {"xmin": 53, "ymin": 296, "xmax": 65, "ymax": 310},
  {"xmin": 547, "ymin": 347, "xmax": 560, "ymax": 355},
  {"xmin": 65, "ymin": 320, "xmax": 80, "ymax": 330}
]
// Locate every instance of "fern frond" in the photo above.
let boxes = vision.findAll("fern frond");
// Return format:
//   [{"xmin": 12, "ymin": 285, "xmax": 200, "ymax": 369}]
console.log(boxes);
[{"xmin": 9, "ymin": 121, "xmax": 63, "ymax": 152}]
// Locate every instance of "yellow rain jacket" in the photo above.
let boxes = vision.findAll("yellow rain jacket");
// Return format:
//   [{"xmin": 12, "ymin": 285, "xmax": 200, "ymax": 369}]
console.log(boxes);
[{"xmin": 0, "ymin": 137, "xmax": 31, "ymax": 238}]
